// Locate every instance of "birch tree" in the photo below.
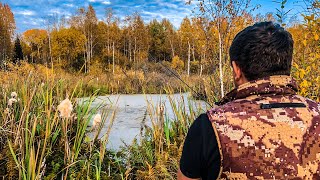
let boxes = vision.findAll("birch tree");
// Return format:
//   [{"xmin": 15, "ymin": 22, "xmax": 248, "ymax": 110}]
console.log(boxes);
[
  {"xmin": 162, "ymin": 19, "xmax": 176, "ymax": 58},
  {"xmin": 44, "ymin": 15, "xmax": 58, "ymax": 66},
  {"xmin": 188, "ymin": 0, "xmax": 253, "ymax": 97},
  {"xmin": 108, "ymin": 13, "xmax": 121, "ymax": 74},
  {"xmin": 132, "ymin": 13, "xmax": 149, "ymax": 68},
  {"xmin": 70, "ymin": 5, "xmax": 98, "ymax": 73},
  {"xmin": 85, "ymin": 5, "xmax": 98, "ymax": 73},
  {"xmin": 192, "ymin": 17, "xmax": 208, "ymax": 76},
  {"xmin": 179, "ymin": 17, "xmax": 194, "ymax": 76}
]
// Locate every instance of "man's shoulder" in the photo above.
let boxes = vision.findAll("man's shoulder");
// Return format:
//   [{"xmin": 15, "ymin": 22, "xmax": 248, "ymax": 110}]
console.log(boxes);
[
  {"xmin": 207, "ymin": 99, "xmax": 253, "ymax": 121},
  {"xmin": 304, "ymin": 97, "xmax": 320, "ymax": 108},
  {"xmin": 207, "ymin": 94, "xmax": 320, "ymax": 122},
  {"xmin": 192, "ymin": 113, "xmax": 212, "ymax": 130}
]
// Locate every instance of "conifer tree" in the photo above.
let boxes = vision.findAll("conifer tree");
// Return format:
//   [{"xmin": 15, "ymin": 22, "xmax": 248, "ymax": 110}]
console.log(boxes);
[{"xmin": 13, "ymin": 36, "xmax": 23, "ymax": 64}]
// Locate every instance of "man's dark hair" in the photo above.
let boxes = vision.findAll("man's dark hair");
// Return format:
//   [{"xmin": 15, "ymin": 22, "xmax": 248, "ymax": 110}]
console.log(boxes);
[{"xmin": 229, "ymin": 21, "xmax": 294, "ymax": 81}]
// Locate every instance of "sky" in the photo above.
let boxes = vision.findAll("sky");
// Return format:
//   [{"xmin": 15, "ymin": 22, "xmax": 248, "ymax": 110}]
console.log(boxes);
[{"xmin": 1, "ymin": 0, "xmax": 309, "ymax": 33}]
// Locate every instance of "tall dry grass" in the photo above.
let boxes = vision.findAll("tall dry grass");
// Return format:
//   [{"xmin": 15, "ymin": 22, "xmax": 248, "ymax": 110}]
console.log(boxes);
[{"xmin": 0, "ymin": 66, "xmax": 118, "ymax": 179}]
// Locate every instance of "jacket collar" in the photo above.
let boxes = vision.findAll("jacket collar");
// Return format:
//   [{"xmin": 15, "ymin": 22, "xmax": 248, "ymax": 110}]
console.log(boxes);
[{"xmin": 216, "ymin": 75, "xmax": 298, "ymax": 106}]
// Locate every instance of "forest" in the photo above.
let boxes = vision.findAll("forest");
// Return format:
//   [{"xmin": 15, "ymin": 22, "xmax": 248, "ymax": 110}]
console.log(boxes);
[{"xmin": 0, "ymin": 0, "xmax": 319, "ymax": 179}]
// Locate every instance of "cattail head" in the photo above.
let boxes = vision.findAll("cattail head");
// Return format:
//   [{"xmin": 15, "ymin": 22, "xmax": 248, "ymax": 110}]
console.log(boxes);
[
  {"xmin": 157, "ymin": 103, "xmax": 165, "ymax": 113},
  {"xmin": 11, "ymin": 92, "xmax": 17, "ymax": 99},
  {"xmin": 8, "ymin": 98, "xmax": 18, "ymax": 107},
  {"xmin": 4, "ymin": 108, "xmax": 10, "ymax": 115},
  {"xmin": 57, "ymin": 98, "xmax": 73, "ymax": 118},
  {"xmin": 92, "ymin": 114, "xmax": 102, "ymax": 128}
]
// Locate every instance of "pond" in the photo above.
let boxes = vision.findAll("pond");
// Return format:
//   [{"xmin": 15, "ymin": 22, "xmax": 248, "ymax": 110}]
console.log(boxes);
[{"xmin": 81, "ymin": 93, "xmax": 208, "ymax": 150}]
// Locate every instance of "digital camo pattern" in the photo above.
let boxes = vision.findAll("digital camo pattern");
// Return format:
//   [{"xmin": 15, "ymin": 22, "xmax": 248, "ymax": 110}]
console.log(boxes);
[{"xmin": 207, "ymin": 75, "xmax": 320, "ymax": 179}]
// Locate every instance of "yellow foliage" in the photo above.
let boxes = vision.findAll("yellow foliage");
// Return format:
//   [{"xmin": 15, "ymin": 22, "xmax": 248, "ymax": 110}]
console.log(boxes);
[
  {"xmin": 171, "ymin": 56, "xmax": 184, "ymax": 72},
  {"xmin": 289, "ymin": 14, "xmax": 320, "ymax": 101},
  {"xmin": 302, "ymin": 39, "xmax": 307, "ymax": 46},
  {"xmin": 51, "ymin": 28, "xmax": 86, "ymax": 64}
]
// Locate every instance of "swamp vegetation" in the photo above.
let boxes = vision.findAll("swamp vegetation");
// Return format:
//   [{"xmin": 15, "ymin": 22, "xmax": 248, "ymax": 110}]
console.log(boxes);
[{"xmin": 0, "ymin": 0, "xmax": 319, "ymax": 179}]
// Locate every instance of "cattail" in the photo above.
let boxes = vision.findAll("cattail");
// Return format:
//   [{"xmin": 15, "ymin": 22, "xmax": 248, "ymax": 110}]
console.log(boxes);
[
  {"xmin": 8, "ymin": 98, "xmax": 17, "ymax": 107},
  {"xmin": 4, "ymin": 108, "xmax": 10, "ymax": 115},
  {"xmin": 57, "ymin": 98, "xmax": 73, "ymax": 118},
  {"xmin": 157, "ymin": 103, "xmax": 165, "ymax": 114},
  {"xmin": 11, "ymin": 92, "xmax": 17, "ymax": 99},
  {"xmin": 92, "ymin": 114, "xmax": 102, "ymax": 128}
]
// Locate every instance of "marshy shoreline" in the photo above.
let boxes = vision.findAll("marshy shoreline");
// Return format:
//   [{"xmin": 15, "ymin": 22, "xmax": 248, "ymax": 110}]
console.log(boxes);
[
  {"xmin": 0, "ymin": 55, "xmax": 320, "ymax": 180},
  {"xmin": 0, "ymin": 58, "xmax": 319, "ymax": 179},
  {"xmin": 0, "ymin": 63, "xmax": 215, "ymax": 179},
  {"xmin": 84, "ymin": 93, "xmax": 208, "ymax": 150}
]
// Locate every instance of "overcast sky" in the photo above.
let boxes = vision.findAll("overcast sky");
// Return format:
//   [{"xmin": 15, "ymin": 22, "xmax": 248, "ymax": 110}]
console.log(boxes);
[{"xmin": 1, "ymin": 0, "xmax": 307, "ymax": 33}]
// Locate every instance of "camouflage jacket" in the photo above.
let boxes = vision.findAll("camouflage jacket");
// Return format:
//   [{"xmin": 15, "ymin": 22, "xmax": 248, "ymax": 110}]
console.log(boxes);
[{"xmin": 207, "ymin": 75, "xmax": 320, "ymax": 179}]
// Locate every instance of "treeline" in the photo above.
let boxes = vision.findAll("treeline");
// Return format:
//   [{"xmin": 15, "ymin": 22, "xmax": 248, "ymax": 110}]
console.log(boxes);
[
  {"xmin": 1, "ymin": 3, "xmax": 277, "ymax": 75},
  {"xmin": 0, "ymin": 1, "xmax": 319, "ymax": 97}
]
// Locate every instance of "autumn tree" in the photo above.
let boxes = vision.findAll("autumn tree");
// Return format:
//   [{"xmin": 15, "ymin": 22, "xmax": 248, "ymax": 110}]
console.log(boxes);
[
  {"xmin": 70, "ymin": 5, "xmax": 98, "ymax": 73},
  {"xmin": 192, "ymin": 17, "xmax": 208, "ymax": 76},
  {"xmin": 122, "ymin": 14, "xmax": 150, "ymax": 65},
  {"xmin": 22, "ymin": 29, "xmax": 48, "ymax": 64},
  {"xmin": 132, "ymin": 13, "xmax": 149, "ymax": 69},
  {"xmin": 85, "ymin": 5, "xmax": 98, "ymax": 72},
  {"xmin": 289, "ymin": 1, "xmax": 320, "ymax": 100},
  {"xmin": 51, "ymin": 28, "xmax": 86, "ymax": 69},
  {"xmin": 96, "ymin": 21, "xmax": 108, "ymax": 54},
  {"xmin": 110, "ymin": 20, "xmax": 122, "ymax": 73},
  {"xmin": 44, "ymin": 14, "xmax": 59, "ymax": 66},
  {"xmin": 178, "ymin": 17, "xmax": 194, "ymax": 76},
  {"xmin": 189, "ymin": 0, "xmax": 253, "ymax": 97},
  {"xmin": 21, "ymin": 39, "xmax": 32, "ymax": 61},
  {"xmin": 97, "ymin": 8, "xmax": 122, "ymax": 74},
  {"xmin": 0, "ymin": 3, "xmax": 15, "ymax": 65},
  {"xmin": 122, "ymin": 16, "xmax": 133, "ymax": 63},
  {"xmin": 171, "ymin": 55, "xmax": 184, "ymax": 73},
  {"xmin": 162, "ymin": 19, "xmax": 177, "ymax": 60},
  {"xmin": 148, "ymin": 19, "xmax": 170, "ymax": 62}
]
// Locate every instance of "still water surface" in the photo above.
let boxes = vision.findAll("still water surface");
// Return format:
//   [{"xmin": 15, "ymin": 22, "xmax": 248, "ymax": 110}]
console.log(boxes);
[{"xmin": 82, "ymin": 93, "xmax": 208, "ymax": 150}]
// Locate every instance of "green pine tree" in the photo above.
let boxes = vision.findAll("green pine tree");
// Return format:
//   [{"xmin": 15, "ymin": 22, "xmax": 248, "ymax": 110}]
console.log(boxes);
[{"xmin": 13, "ymin": 36, "xmax": 23, "ymax": 64}]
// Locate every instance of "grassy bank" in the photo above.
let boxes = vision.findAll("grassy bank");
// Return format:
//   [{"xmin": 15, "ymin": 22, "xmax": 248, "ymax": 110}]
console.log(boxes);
[
  {"xmin": 0, "ymin": 62, "xmax": 218, "ymax": 179},
  {"xmin": 0, "ymin": 59, "xmax": 319, "ymax": 179},
  {"xmin": 0, "ymin": 66, "xmax": 204, "ymax": 179},
  {"xmin": 0, "ymin": 69, "xmax": 118, "ymax": 179},
  {"xmin": 0, "ymin": 61, "xmax": 236, "ymax": 102}
]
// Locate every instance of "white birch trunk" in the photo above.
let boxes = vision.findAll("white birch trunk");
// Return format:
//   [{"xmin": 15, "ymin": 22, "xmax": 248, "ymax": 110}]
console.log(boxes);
[
  {"xmin": 112, "ymin": 41, "xmax": 115, "ymax": 74},
  {"xmin": 48, "ymin": 31, "xmax": 53, "ymax": 66},
  {"xmin": 129, "ymin": 39, "xmax": 132, "ymax": 62},
  {"xmin": 200, "ymin": 51, "xmax": 205, "ymax": 77},
  {"xmin": 170, "ymin": 39, "xmax": 175, "ymax": 57},
  {"xmin": 187, "ymin": 41, "xmax": 191, "ymax": 76},
  {"xmin": 218, "ymin": 32, "xmax": 224, "ymax": 97}
]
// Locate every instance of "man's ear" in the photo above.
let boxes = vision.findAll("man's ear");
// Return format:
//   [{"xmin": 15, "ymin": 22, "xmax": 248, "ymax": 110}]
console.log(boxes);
[{"xmin": 232, "ymin": 61, "xmax": 242, "ymax": 80}]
